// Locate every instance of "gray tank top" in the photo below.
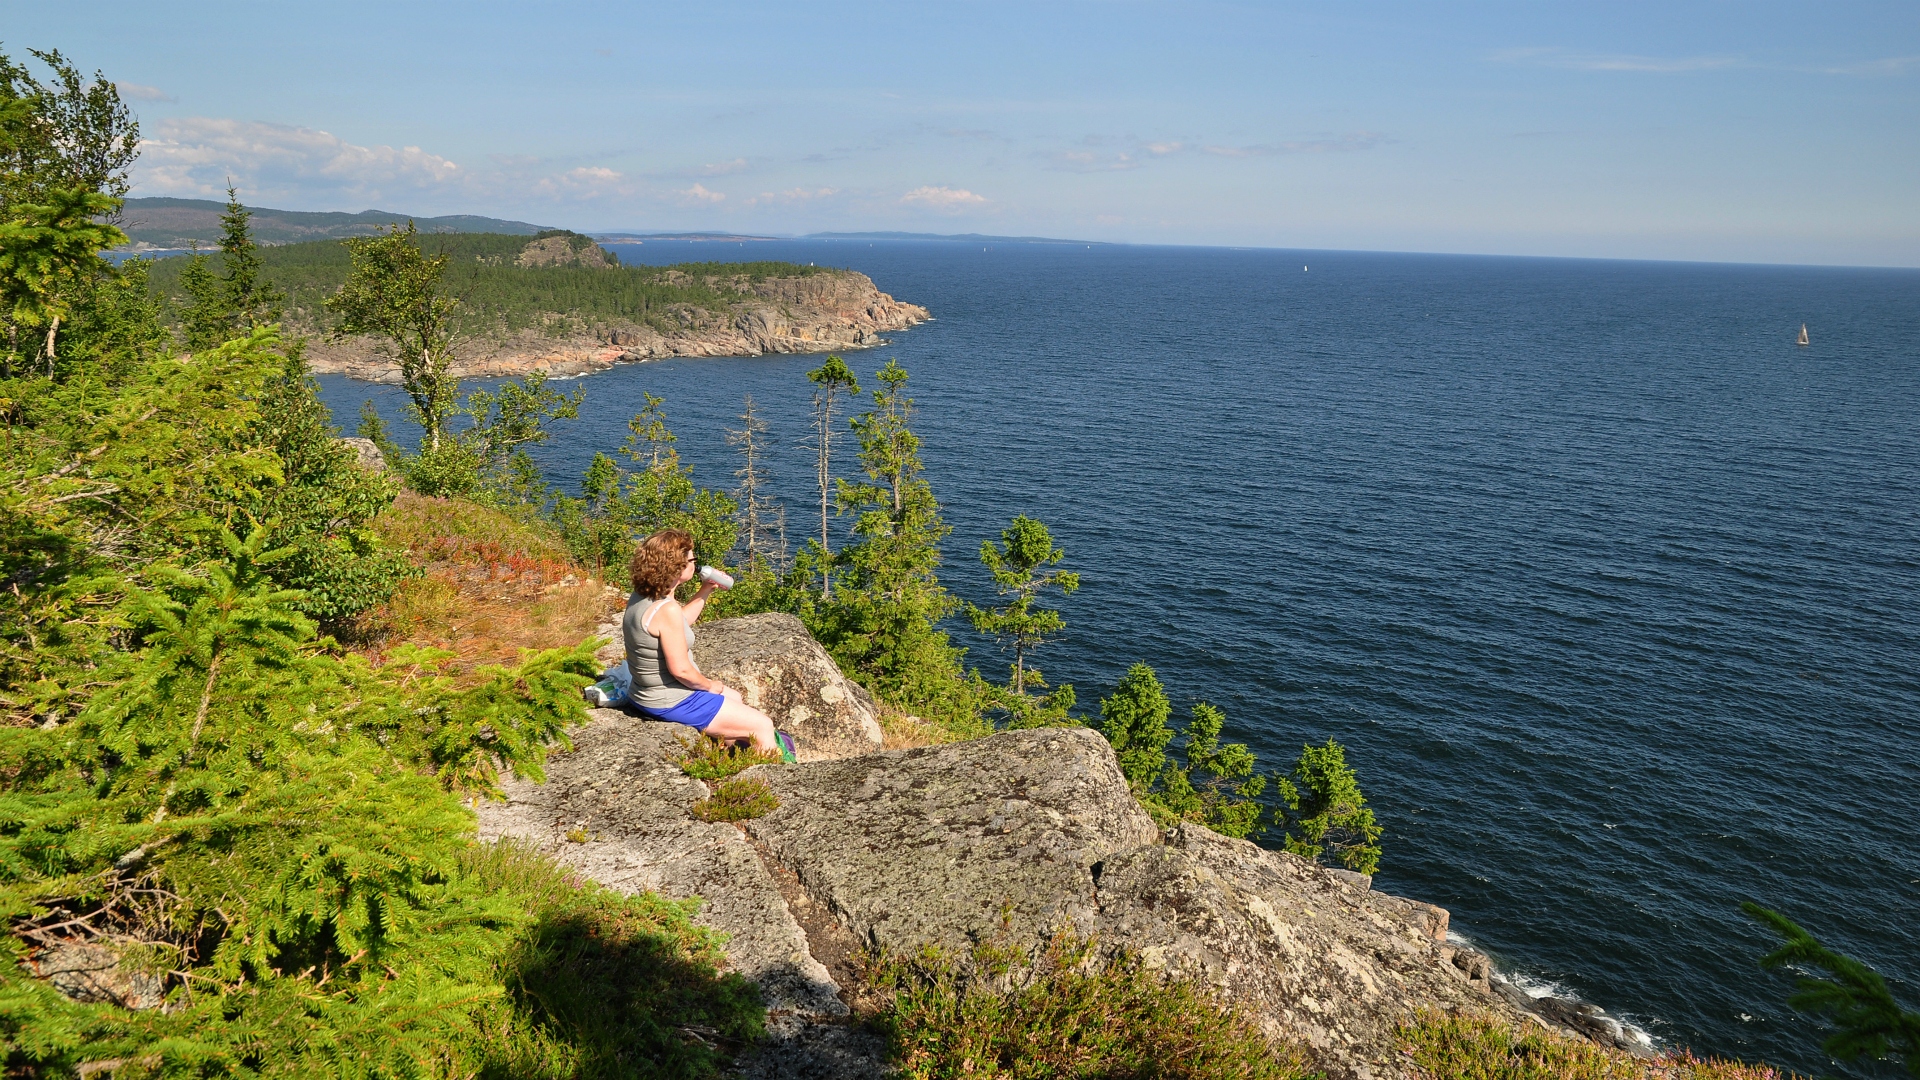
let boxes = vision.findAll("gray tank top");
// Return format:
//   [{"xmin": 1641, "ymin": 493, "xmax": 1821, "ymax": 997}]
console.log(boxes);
[{"xmin": 623, "ymin": 593, "xmax": 701, "ymax": 711}]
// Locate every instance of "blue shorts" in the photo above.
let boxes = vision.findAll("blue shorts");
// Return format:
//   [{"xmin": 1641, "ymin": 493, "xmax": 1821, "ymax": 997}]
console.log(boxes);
[{"xmin": 639, "ymin": 690, "xmax": 725, "ymax": 731}]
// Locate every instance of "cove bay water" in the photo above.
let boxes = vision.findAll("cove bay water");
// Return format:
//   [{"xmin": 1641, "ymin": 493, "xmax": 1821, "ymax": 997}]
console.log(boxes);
[{"xmin": 318, "ymin": 240, "xmax": 1919, "ymax": 1075}]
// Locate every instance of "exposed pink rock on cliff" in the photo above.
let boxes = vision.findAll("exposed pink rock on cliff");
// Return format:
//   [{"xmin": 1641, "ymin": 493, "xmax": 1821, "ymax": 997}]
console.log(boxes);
[{"xmin": 304, "ymin": 269, "xmax": 929, "ymax": 383}]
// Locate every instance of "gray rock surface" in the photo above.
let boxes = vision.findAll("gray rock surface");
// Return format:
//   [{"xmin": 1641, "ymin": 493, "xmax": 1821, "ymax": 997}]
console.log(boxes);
[
  {"xmin": 32, "ymin": 942, "xmax": 164, "ymax": 1010},
  {"xmin": 477, "ymin": 713, "xmax": 847, "ymax": 1025},
  {"xmin": 745, "ymin": 727, "xmax": 1523, "ymax": 1079},
  {"xmin": 336, "ymin": 436, "xmax": 385, "ymax": 472}
]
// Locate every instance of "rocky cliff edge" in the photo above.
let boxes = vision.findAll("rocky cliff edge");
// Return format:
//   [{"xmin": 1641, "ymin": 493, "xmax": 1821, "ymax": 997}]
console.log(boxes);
[{"xmin": 478, "ymin": 614, "xmax": 1612, "ymax": 1078}]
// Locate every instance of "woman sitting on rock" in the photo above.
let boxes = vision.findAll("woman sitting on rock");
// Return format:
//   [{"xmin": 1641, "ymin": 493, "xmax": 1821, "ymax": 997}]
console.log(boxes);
[{"xmin": 626, "ymin": 529, "xmax": 796, "ymax": 762}]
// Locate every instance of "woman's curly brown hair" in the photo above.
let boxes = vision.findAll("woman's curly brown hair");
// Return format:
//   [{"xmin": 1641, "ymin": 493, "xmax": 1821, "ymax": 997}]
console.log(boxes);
[{"xmin": 631, "ymin": 529, "xmax": 694, "ymax": 599}]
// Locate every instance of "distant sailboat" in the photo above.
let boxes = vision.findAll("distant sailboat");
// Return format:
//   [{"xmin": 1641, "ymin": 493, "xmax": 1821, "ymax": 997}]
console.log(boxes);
[{"xmin": 1797, "ymin": 324, "xmax": 1810, "ymax": 347}]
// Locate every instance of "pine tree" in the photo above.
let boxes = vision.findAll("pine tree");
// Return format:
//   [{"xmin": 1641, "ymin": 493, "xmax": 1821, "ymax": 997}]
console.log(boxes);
[{"xmin": 805, "ymin": 355, "xmax": 859, "ymax": 598}]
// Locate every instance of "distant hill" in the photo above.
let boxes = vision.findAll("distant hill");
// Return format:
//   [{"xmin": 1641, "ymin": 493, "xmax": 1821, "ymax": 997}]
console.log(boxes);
[
  {"xmin": 805, "ymin": 231, "xmax": 1105, "ymax": 245},
  {"xmin": 592, "ymin": 232, "xmax": 781, "ymax": 243},
  {"xmin": 116, "ymin": 197, "xmax": 552, "ymax": 250}
]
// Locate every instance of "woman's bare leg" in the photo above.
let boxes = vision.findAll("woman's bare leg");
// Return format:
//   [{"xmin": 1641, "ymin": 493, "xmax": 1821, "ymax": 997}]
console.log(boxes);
[{"xmin": 701, "ymin": 686, "xmax": 778, "ymax": 753}]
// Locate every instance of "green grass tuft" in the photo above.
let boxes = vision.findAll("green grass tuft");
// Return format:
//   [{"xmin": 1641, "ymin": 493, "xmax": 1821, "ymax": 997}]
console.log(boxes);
[
  {"xmin": 459, "ymin": 840, "xmax": 765, "ymax": 1077},
  {"xmin": 690, "ymin": 776, "xmax": 780, "ymax": 822},
  {"xmin": 677, "ymin": 734, "xmax": 785, "ymax": 780},
  {"xmin": 1397, "ymin": 1010, "xmax": 1798, "ymax": 1080},
  {"xmin": 864, "ymin": 931, "xmax": 1314, "ymax": 1080}
]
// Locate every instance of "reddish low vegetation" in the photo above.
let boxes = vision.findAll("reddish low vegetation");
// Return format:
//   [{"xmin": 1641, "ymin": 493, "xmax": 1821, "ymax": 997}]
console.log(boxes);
[{"xmin": 359, "ymin": 492, "xmax": 622, "ymax": 679}]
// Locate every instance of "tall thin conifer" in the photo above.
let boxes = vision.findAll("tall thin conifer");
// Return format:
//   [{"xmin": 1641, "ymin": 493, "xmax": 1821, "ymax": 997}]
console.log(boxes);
[
  {"xmin": 806, "ymin": 355, "xmax": 859, "ymax": 597},
  {"xmin": 728, "ymin": 394, "xmax": 780, "ymax": 568}
]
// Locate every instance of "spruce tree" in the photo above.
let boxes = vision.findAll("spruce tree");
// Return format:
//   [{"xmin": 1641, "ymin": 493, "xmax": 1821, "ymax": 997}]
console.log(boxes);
[
  {"xmin": 1101, "ymin": 663, "xmax": 1177, "ymax": 794},
  {"xmin": 1098, "ymin": 663, "xmax": 1271, "ymax": 838},
  {"xmin": 551, "ymin": 392, "xmax": 736, "ymax": 579},
  {"xmin": 968, "ymin": 515, "xmax": 1079, "ymax": 726},
  {"xmin": 0, "ymin": 50, "xmax": 136, "ymax": 377},
  {"xmin": 819, "ymin": 361, "xmax": 972, "ymax": 722},
  {"xmin": 215, "ymin": 186, "xmax": 283, "ymax": 333},
  {"xmin": 1276, "ymin": 739, "xmax": 1382, "ymax": 873},
  {"xmin": 0, "ymin": 186, "xmax": 125, "ymax": 371},
  {"xmin": 177, "ymin": 189, "xmax": 284, "ymax": 351},
  {"xmin": 1744, "ymin": 903, "xmax": 1920, "ymax": 1077}
]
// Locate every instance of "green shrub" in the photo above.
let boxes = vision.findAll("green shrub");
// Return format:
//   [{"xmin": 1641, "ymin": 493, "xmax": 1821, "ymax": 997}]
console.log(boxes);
[
  {"xmin": 1398, "ymin": 1009, "xmax": 1795, "ymax": 1080},
  {"xmin": 1098, "ymin": 663, "xmax": 1269, "ymax": 840},
  {"xmin": 1276, "ymin": 739, "xmax": 1382, "ymax": 875},
  {"xmin": 678, "ymin": 735, "xmax": 783, "ymax": 781},
  {"xmin": 864, "ymin": 932, "xmax": 1313, "ymax": 1080},
  {"xmin": 689, "ymin": 777, "xmax": 779, "ymax": 822}
]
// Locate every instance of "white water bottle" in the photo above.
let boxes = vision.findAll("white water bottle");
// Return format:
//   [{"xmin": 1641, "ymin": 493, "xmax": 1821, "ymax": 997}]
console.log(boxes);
[{"xmin": 698, "ymin": 565, "xmax": 735, "ymax": 589}]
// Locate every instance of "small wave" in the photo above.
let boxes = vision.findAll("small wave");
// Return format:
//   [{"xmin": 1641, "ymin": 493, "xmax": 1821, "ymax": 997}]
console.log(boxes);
[{"xmin": 1452, "ymin": 930, "xmax": 1658, "ymax": 1053}]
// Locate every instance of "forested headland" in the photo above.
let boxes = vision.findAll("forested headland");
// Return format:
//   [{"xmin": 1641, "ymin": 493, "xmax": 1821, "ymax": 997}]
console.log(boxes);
[
  {"xmin": 143, "ymin": 231, "xmax": 830, "ymax": 344},
  {"xmin": 4, "ymin": 45, "xmax": 1911, "ymax": 1080}
]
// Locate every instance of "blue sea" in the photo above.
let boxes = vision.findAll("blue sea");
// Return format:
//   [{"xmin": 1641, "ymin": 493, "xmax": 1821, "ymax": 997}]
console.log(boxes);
[{"xmin": 318, "ymin": 240, "xmax": 1920, "ymax": 1076}]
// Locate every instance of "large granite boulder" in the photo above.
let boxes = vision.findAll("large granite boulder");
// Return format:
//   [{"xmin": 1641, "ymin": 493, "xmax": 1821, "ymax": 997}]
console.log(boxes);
[
  {"xmin": 745, "ymin": 727, "xmax": 1509, "ymax": 1080},
  {"xmin": 477, "ymin": 713, "xmax": 851, "ymax": 1024},
  {"xmin": 693, "ymin": 613, "xmax": 884, "ymax": 761},
  {"xmin": 588, "ymin": 612, "xmax": 885, "ymax": 762}
]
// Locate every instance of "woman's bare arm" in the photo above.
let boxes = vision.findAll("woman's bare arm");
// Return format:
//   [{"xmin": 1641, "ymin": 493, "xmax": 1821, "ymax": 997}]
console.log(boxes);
[
  {"xmin": 680, "ymin": 580, "xmax": 720, "ymax": 624},
  {"xmin": 654, "ymin": 600, "xmax": 724, "ymax": 694}
]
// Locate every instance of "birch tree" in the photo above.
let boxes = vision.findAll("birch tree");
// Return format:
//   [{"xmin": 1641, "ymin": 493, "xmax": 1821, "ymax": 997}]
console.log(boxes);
[{"xmin": 326, "ymin": 222, "xmax": 460, "ymax": 450}]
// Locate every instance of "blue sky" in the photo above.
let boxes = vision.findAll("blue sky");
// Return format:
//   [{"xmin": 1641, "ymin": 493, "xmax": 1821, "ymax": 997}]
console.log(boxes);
[{"xmin": 11, "ymin": 1, "xmax": 1919, "ymax": 264}]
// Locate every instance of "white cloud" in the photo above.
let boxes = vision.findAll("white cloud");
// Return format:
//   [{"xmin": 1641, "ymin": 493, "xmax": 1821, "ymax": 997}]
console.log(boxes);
[
  {"xmin": 746, "ymin": 187, "xmax": 839, "ymax": 207},
  {"xmin": 677, "ymin": 183, "xmax": 726, "ymax": 204},
  {"xmin": 1144, "ymin": 141, "xmax": 1186, "ymax": 155},
  {"xmin": 1810, "ymin": 55, "xmax": 1920, "ymax": 76},
  {"xmin": 1203, "ymin": 132, "xmax": 1386, "ymax": 156},
  {"xmin": 1492, "ymin": 47, "xmax": 1740, "ymax": 73},
  {"xmin": 698, "ymin": 158, "xmax": 749, "ymax": 175},
  {"xmin": 134, "ymin": 117, "xmax": 460, "ymax": 201},
  {"xmin": 1048, "ymin": 149, "xmax": 1139, "ymax": 172},
  {"xmin": 900, "ymin": 185, "xmax": 985, "ymax": 209},
  {"xmin": 116, "ymin": 82, "xmax": 175, "ymax": 103},
  {"xmin": 532, "ymin": 166, "xmax": 634, "ymax": 198}
]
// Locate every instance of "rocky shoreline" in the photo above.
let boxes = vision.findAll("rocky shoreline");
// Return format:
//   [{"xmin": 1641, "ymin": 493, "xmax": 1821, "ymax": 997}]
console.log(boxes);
[
  {"xmin": 478, "ymin": 612, "xmax": 1652, "ymax": 1078},
  {"xmin": 303, "ymin": 268, "xmax": 929, "ymax": 383}
]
